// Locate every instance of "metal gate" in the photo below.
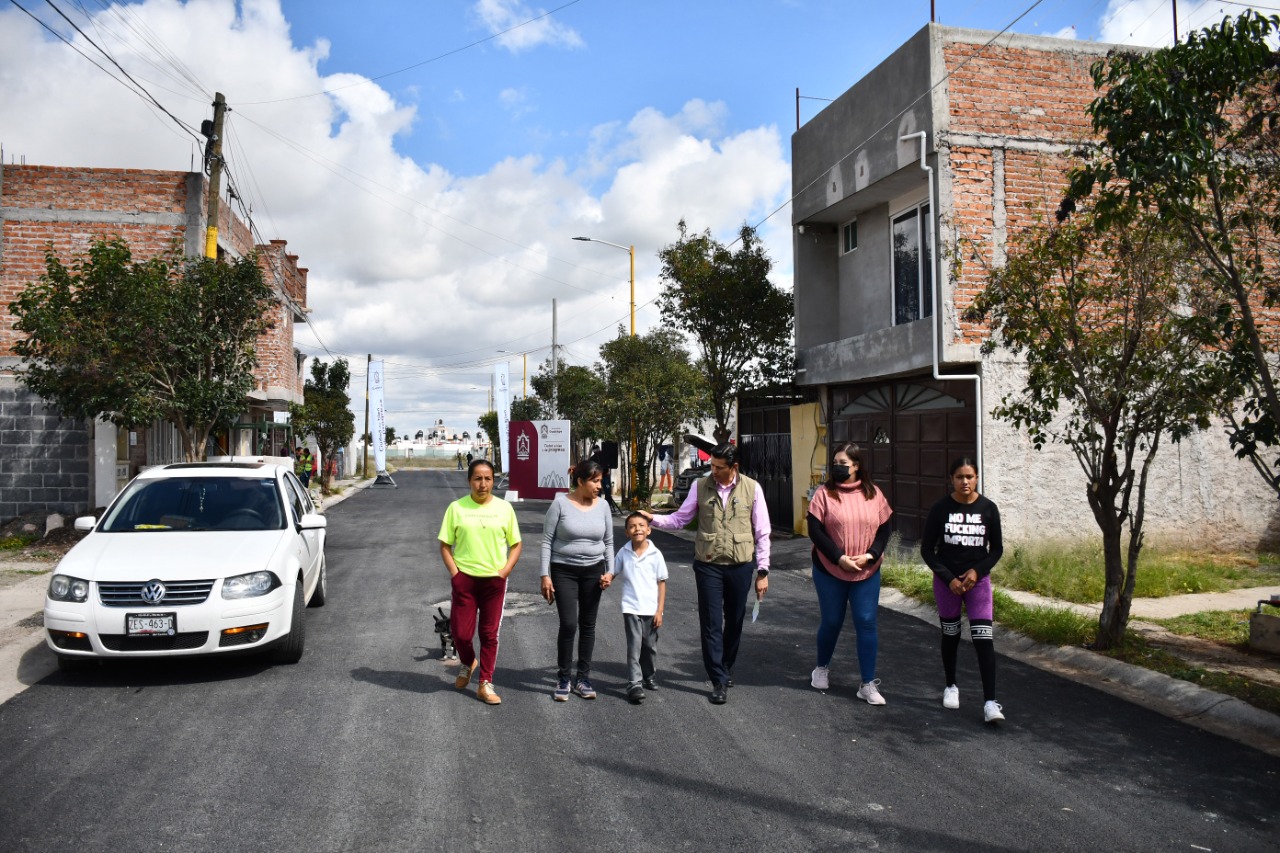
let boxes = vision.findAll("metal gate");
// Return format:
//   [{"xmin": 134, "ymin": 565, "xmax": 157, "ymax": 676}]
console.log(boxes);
[
  {"xmin": 739, "ymin": 386, "xmax": 813, "ymax": 530},
  {"xmin": 828, "ymin": 379, "xmax": 976, "ymax": 541}
]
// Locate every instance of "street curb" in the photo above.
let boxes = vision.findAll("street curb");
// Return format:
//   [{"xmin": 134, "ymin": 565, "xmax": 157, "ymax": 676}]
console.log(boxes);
[{"xmin": 876, "ymin": 587, "xmax": 1280, "ymax": 758}]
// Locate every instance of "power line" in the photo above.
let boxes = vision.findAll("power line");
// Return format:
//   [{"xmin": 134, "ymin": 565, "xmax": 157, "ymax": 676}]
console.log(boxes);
[
  {"xmin": 32, "ymin": 0, "xmax": 204, "ymax": 146},
  {"xmin": 238, "ymin": 0, "xmax": 586, "ymax": 106}
]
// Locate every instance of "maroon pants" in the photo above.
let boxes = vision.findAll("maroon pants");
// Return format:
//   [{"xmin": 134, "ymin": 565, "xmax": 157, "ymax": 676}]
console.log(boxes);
[{"xmin": 450, "ymin": 572, "xmax": 507, "ymax": 683}]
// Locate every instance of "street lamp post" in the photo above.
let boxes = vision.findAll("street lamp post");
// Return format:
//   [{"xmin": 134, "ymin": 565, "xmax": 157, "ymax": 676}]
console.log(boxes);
[
  {"xmin": 572, "ymin": 236, "xmax": 634, "ymax": 336},
  {"xmin": 572, "ymin": 235, "xmax": 638, "ymax": 499}
]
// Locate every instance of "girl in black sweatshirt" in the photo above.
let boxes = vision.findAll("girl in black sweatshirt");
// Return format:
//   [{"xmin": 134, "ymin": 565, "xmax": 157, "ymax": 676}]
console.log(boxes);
[{"xmin": 920, "ymin": 457, "xmax": 1005, "ymax": 723}]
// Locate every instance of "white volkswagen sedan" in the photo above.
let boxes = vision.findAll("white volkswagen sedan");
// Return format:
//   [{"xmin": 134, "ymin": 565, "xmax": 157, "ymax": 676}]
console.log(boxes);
[{"xmin": 44, "ymin": 462, "xmax": 328, "ymax": 670}]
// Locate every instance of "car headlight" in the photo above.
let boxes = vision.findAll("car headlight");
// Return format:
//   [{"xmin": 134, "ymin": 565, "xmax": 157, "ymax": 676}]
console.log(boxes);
[
  {"xmin": 49, "ymin": 574, "xmax": 89, "ymax": 603},
  {"xmin": 222, "ymin": 571, "xmax": 281, "ymax": 600}
]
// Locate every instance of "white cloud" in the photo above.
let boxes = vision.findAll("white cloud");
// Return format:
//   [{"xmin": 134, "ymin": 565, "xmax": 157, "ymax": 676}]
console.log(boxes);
[
  {"xmin": 1098, "ymin": 1, "xmax": 1270, "ymax": 47},
  {"xmin": 473, "ymin": 0, "xmax": 585, "ymax": 52},
  {"xmin": 1047, "ymin": 25, "xmax": 1077, "ymax": 41},
  {"xmin": 0, "ymin": 0, "xmax": 790, "ymax": 431}
]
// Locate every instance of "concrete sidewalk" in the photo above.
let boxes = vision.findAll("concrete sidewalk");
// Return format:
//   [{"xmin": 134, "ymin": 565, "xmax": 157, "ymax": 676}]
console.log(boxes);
[{"xmin": 0, "ymin": 475, "xmax": 375, "ymax": 707}]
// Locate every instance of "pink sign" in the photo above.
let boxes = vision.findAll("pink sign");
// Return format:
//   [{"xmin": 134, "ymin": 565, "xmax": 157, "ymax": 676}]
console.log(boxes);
[{"xmin": 507, "ymin": 420, "xmax": 571, "ymax": 500}]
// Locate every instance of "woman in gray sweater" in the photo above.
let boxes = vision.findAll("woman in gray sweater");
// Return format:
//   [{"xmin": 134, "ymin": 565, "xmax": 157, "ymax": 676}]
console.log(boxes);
[{"xmin": 540, "ymin": 458, "xmax": 615, "ymax": 701}]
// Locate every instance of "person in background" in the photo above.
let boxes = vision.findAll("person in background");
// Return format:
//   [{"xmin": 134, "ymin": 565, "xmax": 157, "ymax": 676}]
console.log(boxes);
[
  {"xmin": 920, "ymin": 456, "xmax": 1005, "ymax": 724},
  {"xmin": 540, "ymin": 458, "xmax": 614, "ymax": 702},
  {"xmin": 657, "ymin": 444, "xmax": 674, "ymax": 493},
  {"xmin": 294, "ymin": 447, "xmax": 309, "ymax": 487},
  {"xmin": 806, "ymin": 442, "xmax": 893, "ymax": 705},
  {"xmin": 601, "ymin": 512, "xmax": 668, "ymax": 704},
  {"xmin": 590, "ymin": 444, "xmax": 622, "ymax": 515},
  {"xmin": 440, "ymin": 458, "xmax": 523, "ymax": 705},
  {"xmin": 642, "ymin": 443, "xmax": 769, "ymax": 705}
]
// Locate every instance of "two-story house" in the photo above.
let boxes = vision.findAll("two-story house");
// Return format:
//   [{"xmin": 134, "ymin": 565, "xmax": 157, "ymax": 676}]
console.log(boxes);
[{"xmin": 791, "ymin": 24, "xmax": 1276, "ymax": 547}]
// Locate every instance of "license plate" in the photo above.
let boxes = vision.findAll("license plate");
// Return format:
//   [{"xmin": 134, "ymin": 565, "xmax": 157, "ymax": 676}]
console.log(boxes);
[{"xmin": 127, "ymin": 612, "xmax": 176, "ymax": 636}]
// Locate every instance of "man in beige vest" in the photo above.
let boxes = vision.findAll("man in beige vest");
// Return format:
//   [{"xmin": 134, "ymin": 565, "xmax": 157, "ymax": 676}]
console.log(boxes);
[{"xmin": 643, "ymin": 443, "xmax": 770, "ymax": 705}]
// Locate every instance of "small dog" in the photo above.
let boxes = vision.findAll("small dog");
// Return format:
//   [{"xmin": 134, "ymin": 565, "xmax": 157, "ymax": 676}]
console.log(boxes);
[{"xmin": 433, "ymin": 607, "xmax": 457, "ymax": 661}]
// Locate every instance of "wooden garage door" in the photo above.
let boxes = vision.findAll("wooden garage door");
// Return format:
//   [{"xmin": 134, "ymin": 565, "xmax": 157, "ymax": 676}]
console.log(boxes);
[{"xmin": 829, "ymin": 380, "xmax": 975, "ymax": 542}]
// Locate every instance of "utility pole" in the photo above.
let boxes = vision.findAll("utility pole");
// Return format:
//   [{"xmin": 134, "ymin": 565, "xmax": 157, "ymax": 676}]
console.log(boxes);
[
  {"xmin": 203, "ymin": 92, "xmax": 227, "ymax": 259},
  {"xmin": 550, "ymin": 298, "xmax": 558, "ymax": 417},
  {"xmin": 1172, "ymin": 0, "xmax": 1179, "ymax": 44}
]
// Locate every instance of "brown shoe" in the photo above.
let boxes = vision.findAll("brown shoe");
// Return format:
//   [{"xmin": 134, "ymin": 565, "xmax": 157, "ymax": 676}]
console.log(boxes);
[
  {"xmin": 454, "ymin": 663, "xmax": 474, "ymax": 690},
  {"xmin": 477, "ymin": 681, "xmax": 502, "ymax": 705}
]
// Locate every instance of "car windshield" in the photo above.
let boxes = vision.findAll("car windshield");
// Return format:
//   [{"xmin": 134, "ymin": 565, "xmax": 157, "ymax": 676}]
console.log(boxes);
[{"xmin": 100, "ymin": 476, "xmax": 286, "ymax": 532}]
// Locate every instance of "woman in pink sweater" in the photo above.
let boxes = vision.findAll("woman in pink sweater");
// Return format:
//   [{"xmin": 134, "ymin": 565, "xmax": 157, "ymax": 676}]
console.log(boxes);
[{"xmin": 806, "ymin": 442, "xmax": 893, "ymax": 704}]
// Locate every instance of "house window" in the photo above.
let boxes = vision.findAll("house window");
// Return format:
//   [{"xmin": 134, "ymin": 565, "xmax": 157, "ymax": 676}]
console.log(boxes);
[
  {"xmin": 841, "ymin": 219, "xmax": 858, "ymax": 254},
  {"xmin": 892, "ymin": 202, "xmax": 933, "ymax": 325}
]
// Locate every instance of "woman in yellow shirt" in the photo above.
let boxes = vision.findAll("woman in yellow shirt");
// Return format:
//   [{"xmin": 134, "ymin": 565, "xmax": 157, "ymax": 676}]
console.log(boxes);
[{"xmin": 439, "ymin": 459, "xmax": 522, "ymax": 705}]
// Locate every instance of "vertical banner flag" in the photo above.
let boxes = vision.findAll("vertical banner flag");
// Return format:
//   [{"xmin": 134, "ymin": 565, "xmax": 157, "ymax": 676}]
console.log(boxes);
[
  {"xmin": 508, "ymin": 420, "xmax": 571, "ymax": 499},
  {"xmin": 495, "ymin": 361, "xmax": 511, "ymax": 472},
  {"xmin": 370, "ymin": 359, "xmax": 388, "ymax": 473}
]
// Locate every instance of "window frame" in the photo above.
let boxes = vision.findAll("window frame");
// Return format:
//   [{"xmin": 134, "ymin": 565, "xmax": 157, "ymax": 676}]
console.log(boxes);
[
  {"xmin": 841, "ymin": 218, "xmax": 858, "ymax": 255},
  {"xmin": 890, "ymin": 198, "xmax": 934, "ymax": 326}
]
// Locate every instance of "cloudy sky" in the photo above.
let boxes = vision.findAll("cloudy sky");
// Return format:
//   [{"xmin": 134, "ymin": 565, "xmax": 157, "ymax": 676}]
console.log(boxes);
[{"xmin": 0, "ymin": 0, "xmax": 1260, "ymax": 434}]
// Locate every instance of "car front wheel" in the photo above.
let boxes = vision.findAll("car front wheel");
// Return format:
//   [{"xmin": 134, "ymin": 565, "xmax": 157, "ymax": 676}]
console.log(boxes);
[{"xmin": 268, "ymin": 580, "xmax": 306, "ymax": 664}]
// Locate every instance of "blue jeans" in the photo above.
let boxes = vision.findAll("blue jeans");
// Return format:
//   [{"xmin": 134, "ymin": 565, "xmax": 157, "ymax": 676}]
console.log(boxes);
[{"xmin": 812, "ymin": 563, "xmax": 881, "ymax": 682}]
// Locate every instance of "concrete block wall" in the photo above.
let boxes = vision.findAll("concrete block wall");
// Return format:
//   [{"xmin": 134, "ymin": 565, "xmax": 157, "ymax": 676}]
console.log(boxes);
[{"xmin": 0, "ymin": 378, "xmax": 90, "ymax": 521}]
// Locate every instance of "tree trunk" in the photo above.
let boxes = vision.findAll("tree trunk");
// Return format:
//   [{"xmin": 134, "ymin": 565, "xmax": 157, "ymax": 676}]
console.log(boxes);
[{"xmin": 1095, "ymin": 513, "xmax": 1128, "ymax": 650}]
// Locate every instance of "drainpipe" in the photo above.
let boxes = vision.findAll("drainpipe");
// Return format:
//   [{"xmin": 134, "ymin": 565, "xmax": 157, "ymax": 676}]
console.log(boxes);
[{"xmin": 900, "ymin": 130, "xmax": 983, "ymax": 476}]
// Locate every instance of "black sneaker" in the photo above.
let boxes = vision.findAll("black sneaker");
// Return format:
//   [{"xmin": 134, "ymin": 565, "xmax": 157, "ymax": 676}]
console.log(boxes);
[
  {"xmin": 710, "ymin": 683, "xmax": 728, "ymax": 705},
  {"xmin": 642, "ymin": 677, "xmax": 658, "ymax": 691},
  {"xmin": 627, "ymin": 685, "xmax": 645, "ymax": 704}
]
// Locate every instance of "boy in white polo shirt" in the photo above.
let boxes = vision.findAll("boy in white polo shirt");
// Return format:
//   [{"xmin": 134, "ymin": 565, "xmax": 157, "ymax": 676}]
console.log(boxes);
[{"xmin": 601, "ymin": 512, "xmax": 668, "ymax": 704}]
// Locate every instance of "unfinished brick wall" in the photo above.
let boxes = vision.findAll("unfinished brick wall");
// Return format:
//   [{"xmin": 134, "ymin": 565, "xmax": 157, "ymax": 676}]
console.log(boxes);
[
  {"xmin": 941, "ymin": 40, "xmax": 1105, "ymax": 344},
  {"xmin": 254, "ymin": 240, "xmax": 308, "ymax": 400},
  {"xmin": 0, "ymin": 163, "xmax": 307, "ymax": 520}
]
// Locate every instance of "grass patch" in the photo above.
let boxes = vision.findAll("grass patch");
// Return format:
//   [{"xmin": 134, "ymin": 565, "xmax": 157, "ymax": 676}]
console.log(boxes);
[
  {"xmin": 1000, "ymin": 541, "xmax": 1280, "ymax": 604},
  {"xmin": 1152, "ymin": 609, "xmax": 1253, "ymax": 645},
  {"xmin": 1107, "ymin": 635, "xmax": 1280, "ymax": 716},
  {"xmin": 0, "ymin": 534, "xmax": 39, "ymax": 551}
]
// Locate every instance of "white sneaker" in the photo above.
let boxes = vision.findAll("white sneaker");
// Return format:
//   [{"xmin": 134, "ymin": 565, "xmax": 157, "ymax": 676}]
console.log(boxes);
[
  {"xmin": 984, "ymin": 700, "xmax": 1005, "ymax": 723},
  {"xmin": 856, "ymin": 678, "xmax": 886, "ymax": 706},
  {"xmin": 942, "ymin": 684, "xmax": 960, "ymax": 709},
  {"xmin": 810, "ymin": 665, "xmax": 830, "ymax": 690}
]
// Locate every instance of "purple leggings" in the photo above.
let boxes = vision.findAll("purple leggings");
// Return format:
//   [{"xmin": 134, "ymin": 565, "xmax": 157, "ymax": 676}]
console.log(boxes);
[{"xmin": 932, "ymin": 574, "xmax": 993, "ymax": 621}]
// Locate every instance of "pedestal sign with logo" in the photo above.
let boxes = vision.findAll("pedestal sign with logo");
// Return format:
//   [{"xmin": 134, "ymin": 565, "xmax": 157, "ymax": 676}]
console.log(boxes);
[{"xmin": 508, "ymin": 420, "xmax": 571, "ymax": 500}]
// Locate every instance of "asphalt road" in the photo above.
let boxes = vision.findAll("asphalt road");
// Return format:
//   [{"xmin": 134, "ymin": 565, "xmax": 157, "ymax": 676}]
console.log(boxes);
[{"xmin": 0, "ymin": 469, "xmax": 1276, "ymax": 852}]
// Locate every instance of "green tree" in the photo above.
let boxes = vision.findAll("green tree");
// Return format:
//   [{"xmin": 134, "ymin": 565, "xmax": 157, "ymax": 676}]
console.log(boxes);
[
  {"xmin": 1066, "ymin": 11, "xmax": 1280, "ymax": 496},
  {"xmin": 289, "ymin": 359, "xmax": 355, "ymax": 492},
  {"xmin": 477, "ymin": 411, "xmax": 500, "ymax": 471},
  {"xmin": 530, "ymin": 360, "xmax": 608, "ymax": 452},
  {"xmin": 511, "ymin": 395, "xmax": 543, "ymax": 421},
  {"xmin": 966, "ymin": 208, "xmax": 1231, "ymax": 649},
  {"xmin": 10, "ymin": 237, "xmax": 275, "ymax": 462},
  {"xmin": 596, "ymin": 326, "xmax": 708, "ymax": 505},
  {"xmin": 384, "ymin": 425, "xmax": 397, "ymax": 447},
  {"xmin": 657, "ymin": 220, "xmax": 793, "ymax": 444}
]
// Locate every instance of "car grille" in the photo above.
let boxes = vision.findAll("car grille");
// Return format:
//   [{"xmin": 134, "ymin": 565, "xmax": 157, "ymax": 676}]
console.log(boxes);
[
  {"xmin": 98, "ymin": 632, "xmax": 209, "ymax": 651},
  {"xmin": 97, "ymin": 580, "xmax": 216, "ymax": 607}
]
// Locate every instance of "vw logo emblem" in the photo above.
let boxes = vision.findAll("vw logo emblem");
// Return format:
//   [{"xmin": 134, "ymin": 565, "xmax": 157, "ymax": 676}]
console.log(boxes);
[{"xmin": 141, "ymin": 580, "xmax": 167, "ymax": 605}]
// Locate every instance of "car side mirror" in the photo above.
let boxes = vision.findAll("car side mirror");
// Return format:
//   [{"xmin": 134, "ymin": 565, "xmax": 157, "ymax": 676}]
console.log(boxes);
[
  {"xmin": 298, "ymin": 513, "xmax": 328, "ymax": 531},
  {"xmin": 74, "ymin": 516, "xmax": 97, "ymax": 532}
]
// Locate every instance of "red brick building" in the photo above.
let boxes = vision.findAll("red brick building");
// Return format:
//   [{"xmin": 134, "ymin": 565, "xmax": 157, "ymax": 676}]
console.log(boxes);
[
  {"xmin": 0, "ymin": 163, "xmax": 309, "ymax": 521},
  {"xmin": 791, "ymin": 24, "xmax": 1276, "ymax": 548}
]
